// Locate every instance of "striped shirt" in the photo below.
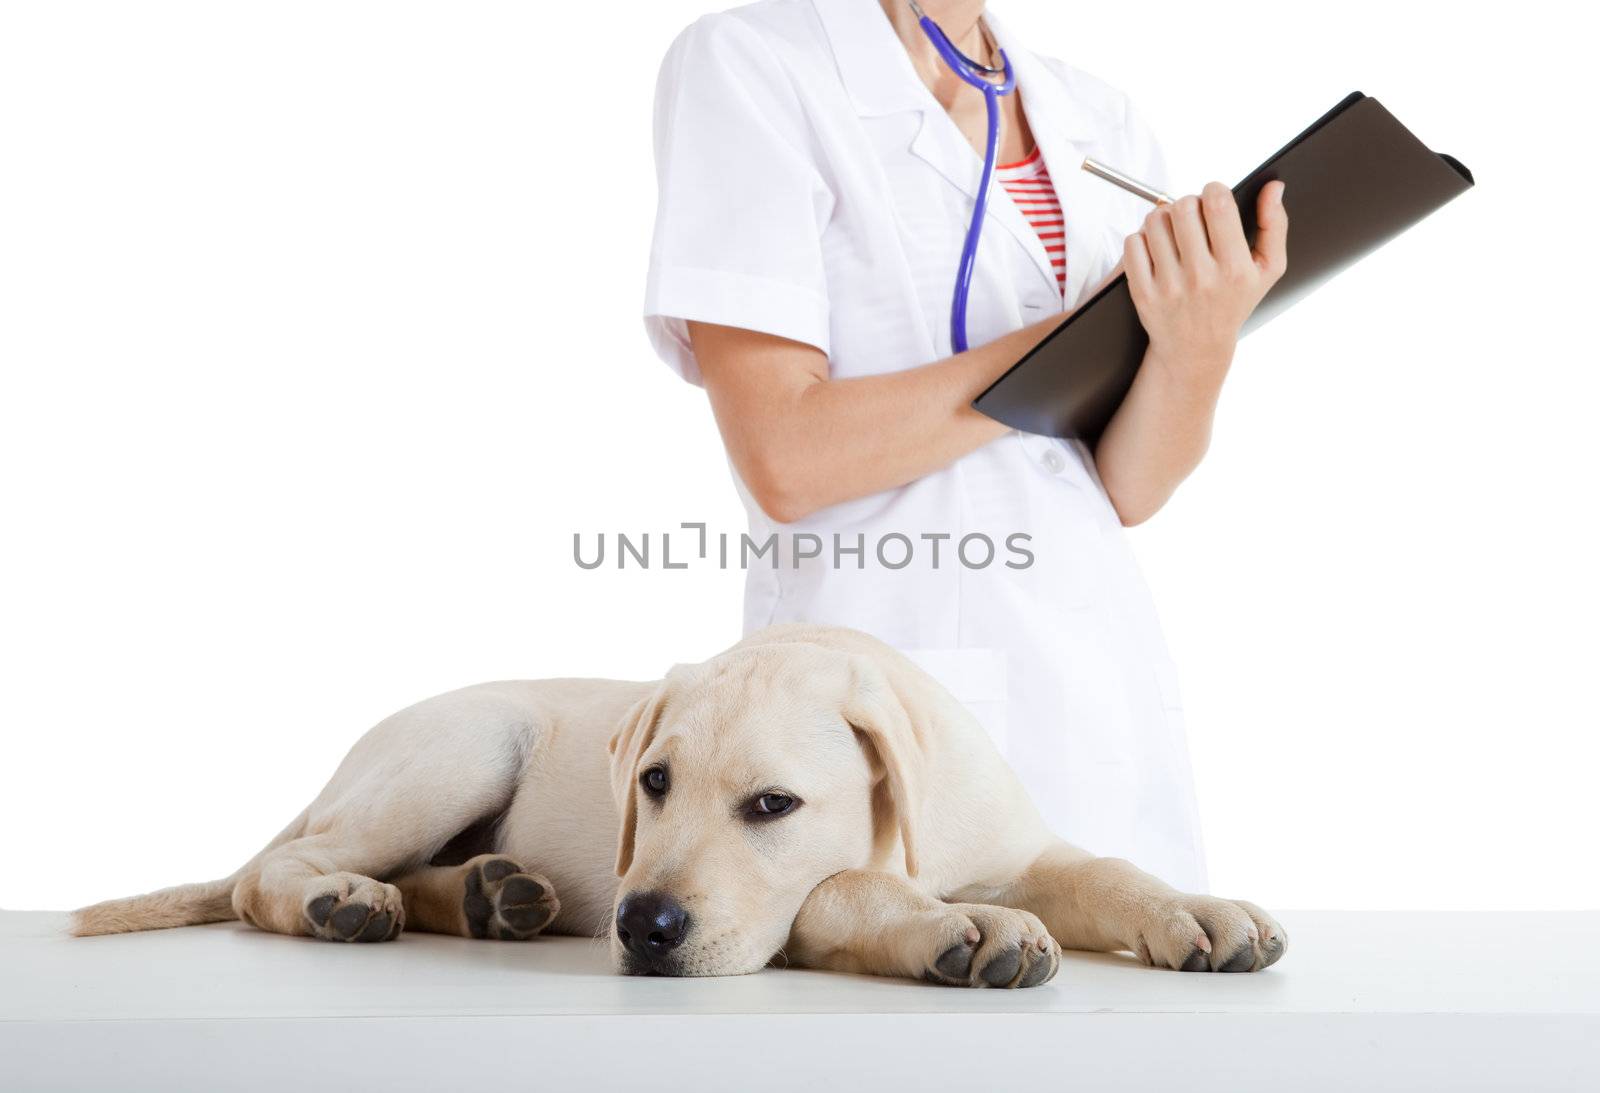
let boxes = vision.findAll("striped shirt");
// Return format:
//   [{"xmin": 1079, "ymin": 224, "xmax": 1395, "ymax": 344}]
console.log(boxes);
[{"xmin": 996, "ymin": 147, "xmax": 1065, "ymax": 296}]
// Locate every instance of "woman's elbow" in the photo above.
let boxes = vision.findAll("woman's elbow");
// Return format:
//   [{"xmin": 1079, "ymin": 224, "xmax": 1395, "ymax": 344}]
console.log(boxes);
[
  {"xmin": 1103, "ymin": 481, "xmax": 1162, "ymax": 528},
  {"xmin": 746, "ymin": 476, "xmax": 819, "ymax": 526},
  {"xmin": 741, "ymin": 452, "xmax": 822, "ymax": 525}
]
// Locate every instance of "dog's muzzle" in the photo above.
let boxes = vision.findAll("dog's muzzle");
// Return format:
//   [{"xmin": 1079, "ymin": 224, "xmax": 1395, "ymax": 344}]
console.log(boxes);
[{"xmin": 615, "ymin": 891, "xmax": 691, "ymax": 973}]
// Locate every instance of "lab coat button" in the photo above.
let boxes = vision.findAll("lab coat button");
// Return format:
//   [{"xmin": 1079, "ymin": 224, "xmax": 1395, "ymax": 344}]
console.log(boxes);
[{"xmin": 1042, "ymin": 448, "xmax": 1066, "ymax": 474}]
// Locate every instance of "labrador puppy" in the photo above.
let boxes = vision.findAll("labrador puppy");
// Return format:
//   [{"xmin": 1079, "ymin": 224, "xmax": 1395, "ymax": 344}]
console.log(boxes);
[{"xmin": 72, "ymin": 624, "xmax": 1285, "ymax": 984}]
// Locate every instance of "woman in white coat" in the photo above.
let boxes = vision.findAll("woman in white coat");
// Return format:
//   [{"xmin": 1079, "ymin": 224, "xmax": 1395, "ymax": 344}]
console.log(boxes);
[{"xmin": 644, "ymin": 0, "xmax": 1288, "ymax": 893}]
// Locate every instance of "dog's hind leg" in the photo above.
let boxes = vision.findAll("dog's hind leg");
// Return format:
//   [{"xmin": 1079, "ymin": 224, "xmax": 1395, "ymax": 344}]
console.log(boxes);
[
  {"xmin": 392, "ymin": 855, "xmax": 560, "ymax": 940},
  {"xmin": 232, "ymin": 835, "xmax": 410, "ymax": 942},
  {"xmin": 230, "ymin": 683, "xmax": 543, "ymax": 942}
]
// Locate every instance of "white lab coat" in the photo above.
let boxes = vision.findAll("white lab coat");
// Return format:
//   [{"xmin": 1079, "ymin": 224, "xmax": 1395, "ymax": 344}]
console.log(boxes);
[{"xmin": 644, "ymin": 0, "xmax": 1207, "ymax": 891}]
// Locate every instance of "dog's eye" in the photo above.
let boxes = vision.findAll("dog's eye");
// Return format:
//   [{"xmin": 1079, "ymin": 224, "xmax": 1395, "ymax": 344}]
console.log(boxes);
[
  {"xmin": 749, "ymin": 792, "xmax": 796, "ymax": 817},
  {"xmin": 640, "ymin": 766, "xmax": 669, "ymax": 797}
]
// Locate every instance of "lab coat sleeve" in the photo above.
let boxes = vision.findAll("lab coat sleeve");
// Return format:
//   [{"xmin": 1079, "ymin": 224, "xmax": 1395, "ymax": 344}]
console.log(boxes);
[{"xmin": 643, "ymin": 15, "xmax": 835, "ymax": 385}]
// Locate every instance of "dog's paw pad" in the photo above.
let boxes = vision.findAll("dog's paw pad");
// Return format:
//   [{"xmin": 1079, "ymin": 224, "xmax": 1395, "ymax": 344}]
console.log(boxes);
[
  {"xmin": 921, "ymin": 907, "xmax": 1059, "ymax": 989},
  {"xmin": 979, "ymin": 944, "xmax": 1024, "ymax": 987},
  {"xmin": 464, "ymin": 856, "xmax": 559, "ymax": 940},
  {"xmin": 302, "ymin": 876, "xmax": 403, "ymax": 943},
  {"xmin": 934, "ymin": 941, "xmax": 976, "ymax": 980},
  {"xmin": 1257, "ymin": 930, "xmax": 1287, "ymax": 968},
  {"xmin": 480, "ymin": 858, "xmax": 521, "ymax": 883},
  {"xmin": 1216, "ymin": 940, "xmax": 1258, "ymax": 973},
  {"xmin": 1150, "ymin": 896, "xmax": 1287, "ymax": 973},
  {"xmin": 306, "ymin": 894, "xmax": 337, "ymax": 928},
  {"xmin": 1017, "ymin": 944, "xmax": 1056, "ymax": 988}
]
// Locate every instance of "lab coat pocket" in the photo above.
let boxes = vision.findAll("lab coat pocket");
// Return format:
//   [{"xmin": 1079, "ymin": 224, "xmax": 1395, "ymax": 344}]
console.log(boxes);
[{"xmin": 901, "ymin": 647, "xmax": 1009, "ymax": 755}]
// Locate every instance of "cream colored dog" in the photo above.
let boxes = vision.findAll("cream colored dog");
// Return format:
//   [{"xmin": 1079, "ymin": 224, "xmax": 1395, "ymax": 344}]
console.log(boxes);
[{"xmin": 72, "ymin": 625, "xmax": 1286, "ymax": 985}]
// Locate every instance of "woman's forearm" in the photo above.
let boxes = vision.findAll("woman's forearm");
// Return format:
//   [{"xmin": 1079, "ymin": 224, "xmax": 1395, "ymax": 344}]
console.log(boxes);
[
  {"xmin": 693, "ymin": 181, "xmax": 1286, "ymax": 528},
  {"xmin": 1097, "ymin": 181, "xmax": 1290, "ymax": 526},
  {"xmin": 691, "ymin": 316, "xmax": 1058, "ymax": 523},
  {"xmin": 1094, "ymin": 346, "xmax": 1232, "ymax": 527}
]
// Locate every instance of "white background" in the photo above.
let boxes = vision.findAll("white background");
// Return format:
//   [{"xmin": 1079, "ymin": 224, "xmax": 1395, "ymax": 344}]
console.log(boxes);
[{"xmin": 1, "ymin": 1, "xmax": 1594, "ymax": 913}]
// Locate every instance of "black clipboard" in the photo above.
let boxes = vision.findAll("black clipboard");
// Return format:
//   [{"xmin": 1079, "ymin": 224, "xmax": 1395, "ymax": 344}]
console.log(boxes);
[{"xmin": 972, "ymin": 93, "xmax": 1475, "ymax": 440}]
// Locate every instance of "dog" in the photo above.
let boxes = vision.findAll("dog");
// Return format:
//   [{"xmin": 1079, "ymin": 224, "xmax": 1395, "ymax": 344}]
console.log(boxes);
[{"xmin": 71, "ymin": 624, "xmax": 1286, "ymax": 984}]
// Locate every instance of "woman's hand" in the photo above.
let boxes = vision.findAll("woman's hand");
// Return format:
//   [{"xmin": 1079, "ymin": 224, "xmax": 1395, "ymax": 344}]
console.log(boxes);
[
  {"xmin": 1094, "ymin": 181, "xmax": 1288, "ymax": 527},
  {"xmin": 1123, "ymin": 180, "xmax": 1288, "ymax": 382}
]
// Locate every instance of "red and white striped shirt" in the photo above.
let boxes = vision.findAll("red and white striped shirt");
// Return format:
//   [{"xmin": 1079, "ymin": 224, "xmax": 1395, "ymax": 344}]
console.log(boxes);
[{"xmin": 996, "ymin": 147, "xmax": 1066, "ymax": 296}]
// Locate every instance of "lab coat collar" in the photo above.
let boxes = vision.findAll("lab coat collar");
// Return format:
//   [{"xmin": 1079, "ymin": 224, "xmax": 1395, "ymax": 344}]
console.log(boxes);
[
  {"xmin": 812, "ymin": 0, "xmax": 933, "ymax": 118},
  {"xmin": 990, "ymin": 15, "xmax": 1124, "ymax": 306},
  {"xmin": 811, "ymin": 1, "xmax": 1101, "ymax": 142},
  {"xmin": 813, "ymin": 0, "xmax": 1116, "ymax": 305}
]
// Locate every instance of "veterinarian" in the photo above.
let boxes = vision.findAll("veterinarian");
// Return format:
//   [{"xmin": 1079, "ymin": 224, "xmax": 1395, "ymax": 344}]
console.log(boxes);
[{"xmin": 643, "ymin": 0, "xmax": 1288, "ymax": 893}]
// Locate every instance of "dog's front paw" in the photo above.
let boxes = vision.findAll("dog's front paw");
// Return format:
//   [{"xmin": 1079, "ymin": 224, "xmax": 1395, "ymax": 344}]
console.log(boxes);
[
  {"xmin": 920, "ymin": 904, "xmax": 1060, "ymax": 988},
  {"xmin": 463, "ymin": 855, "xmax": 560, "ymax": 940},
  {"xmin": 1136, "ymin": 896, "xmax": 1286, "ymax": 972},
  {"xmin": 304, "ymin": 873, "xmax": 404, "ymax": 942}
]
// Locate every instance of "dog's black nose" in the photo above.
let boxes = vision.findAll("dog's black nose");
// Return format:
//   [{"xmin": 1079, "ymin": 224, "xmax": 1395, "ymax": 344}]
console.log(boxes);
[{"xmin": 615, "ymin": 891, "xmax": 689, "ymax": 961}]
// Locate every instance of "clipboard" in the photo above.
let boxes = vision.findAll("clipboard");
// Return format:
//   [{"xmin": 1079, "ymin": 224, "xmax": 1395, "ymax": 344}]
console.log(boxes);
[{"xmin": 971, "ymin": 93, "xmax": 1475, "ymax": 440}]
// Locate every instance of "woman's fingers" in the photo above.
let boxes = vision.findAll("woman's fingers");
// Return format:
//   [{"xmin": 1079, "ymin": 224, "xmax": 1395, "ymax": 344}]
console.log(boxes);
[
  {"xmin": 1168, "ymin": 194, "xmax": 1212, "ymax": 269},
  {"xmin": 1141, "ymin": 205, "xmax": 1180, "ymax": 289},
  {"xmin": 1199, "ymin": 182, "xmax": 1251, "ymax": 276},
  {"xmin": 1127, "ymin": 182, "xmax": 1288, "ymax": 368},
  {"xmin": 1124, "ymin": 231, "xmax": 1154, "ymax": 306},
  {"xmin": 1252, "ymin": 181, "xmax": 1289, "ymax": 279}
]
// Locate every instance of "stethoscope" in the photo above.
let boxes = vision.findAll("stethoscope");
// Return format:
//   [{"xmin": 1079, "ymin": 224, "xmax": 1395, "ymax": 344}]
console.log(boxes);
[
  {"xmin": 908, "ymin": 2, "xmax": 1173, "ymax": 355},
  {"xmin": 908, "ymin": 0, "xmax": 1015, "ymax": 354}
]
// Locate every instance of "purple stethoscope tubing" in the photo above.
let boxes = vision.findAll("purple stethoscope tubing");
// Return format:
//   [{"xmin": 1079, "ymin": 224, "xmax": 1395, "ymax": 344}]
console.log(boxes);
[{"xmin": 912, "ymin": 4, "xmax": 1016, "ymax": 353}]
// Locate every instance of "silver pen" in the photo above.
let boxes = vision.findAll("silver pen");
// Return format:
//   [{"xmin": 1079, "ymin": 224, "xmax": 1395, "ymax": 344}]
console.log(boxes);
[{"xmin": 1081, "ymin": 156, "xmax": 1175, "ymax": 206}]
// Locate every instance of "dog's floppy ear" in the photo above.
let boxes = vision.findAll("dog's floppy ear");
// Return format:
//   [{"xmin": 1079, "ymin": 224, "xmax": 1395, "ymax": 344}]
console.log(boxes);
[
  {"xmin": 607, "ymin": 675, "xmax": 674, "ymax": 877},
  {"xmin": 841, "ymin": 653, "xmax": 928, "ymax": 877}
]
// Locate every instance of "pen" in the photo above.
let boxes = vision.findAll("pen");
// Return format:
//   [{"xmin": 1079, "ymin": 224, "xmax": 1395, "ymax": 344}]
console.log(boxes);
[{"xmin": 1081, "ymin": 157, "xmax": 1175, "ymax": 206}]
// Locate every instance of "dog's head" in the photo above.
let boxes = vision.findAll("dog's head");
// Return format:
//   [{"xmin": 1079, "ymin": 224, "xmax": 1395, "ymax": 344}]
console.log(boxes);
[{"xmin": 606, "ymin": 639, "xmax": 927, "ymax": 976}]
